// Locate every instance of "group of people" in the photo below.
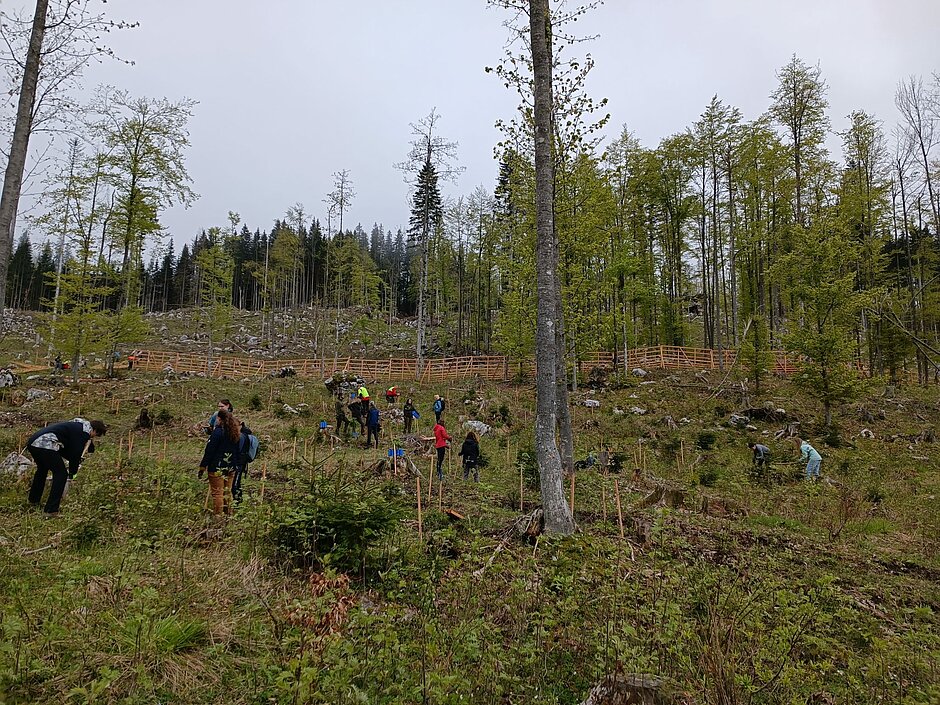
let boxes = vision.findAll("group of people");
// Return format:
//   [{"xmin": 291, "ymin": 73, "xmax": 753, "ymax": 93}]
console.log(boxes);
[
  {"xmin": 328, "ymin": 386, "xmax": 479, "ymax": 481},
  {"xmin": 748, "ymin": 436, "xmax": 823, "ymax": 480},
  {"xmin": 24, "ymin": 392, "xmax": 827, "ymax": 518}
]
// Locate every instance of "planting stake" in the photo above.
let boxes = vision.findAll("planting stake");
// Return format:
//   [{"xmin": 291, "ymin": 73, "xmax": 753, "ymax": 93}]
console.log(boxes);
[
  {"xmin": 416, "ymin": 476, "xmax": 423, "ymax": 539},
  {"xmin": 614, "ymin": 478, "xmax": 624, "ymax": 539}
]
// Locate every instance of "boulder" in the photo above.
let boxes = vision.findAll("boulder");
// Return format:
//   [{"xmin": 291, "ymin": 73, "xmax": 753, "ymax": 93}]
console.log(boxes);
[
  {"xmin": 0, "ymin": 452, "xmax": 33, "ymax": 479},
  {"xmin": 25, "ymin": 389, "xmax": 52, "ymax": 403},
  {"xmin": 584, "ymin": 399, "xmax": 601, "ymax": 408},
  {"xmin": 463, "ymin": 419, "xmax": 491, "ymax": 436},
  {"xmin": 631, "ymin": 368, "xmax": 648, "ymax": 377},
  {"xmin": 630, "ymin": 406, "xmax": 648, "ymax": 416}
]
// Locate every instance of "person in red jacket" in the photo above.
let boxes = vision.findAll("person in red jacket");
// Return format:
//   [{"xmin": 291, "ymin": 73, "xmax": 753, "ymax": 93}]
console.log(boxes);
[{"xmin": 433, "ymin": 420, "xmax": 451, "ymax": 481}]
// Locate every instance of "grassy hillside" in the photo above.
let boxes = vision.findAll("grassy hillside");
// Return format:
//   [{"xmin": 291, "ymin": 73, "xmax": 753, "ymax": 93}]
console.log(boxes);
[{"xmin": 0, "ymin": 365, "xmax": 937, "ymax": 704}]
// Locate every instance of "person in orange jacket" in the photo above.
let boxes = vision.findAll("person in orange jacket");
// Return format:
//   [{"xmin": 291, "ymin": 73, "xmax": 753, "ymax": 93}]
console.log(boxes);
[{"xmin": 433, "ymin": 420, "xmax": 451, "ymax": 481}]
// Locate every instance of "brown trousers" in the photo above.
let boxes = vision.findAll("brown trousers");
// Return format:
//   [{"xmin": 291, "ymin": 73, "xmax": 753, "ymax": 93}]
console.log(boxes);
[{"xmin": 208, "ymin": 473, "xmax": 233, "ymax": 515}]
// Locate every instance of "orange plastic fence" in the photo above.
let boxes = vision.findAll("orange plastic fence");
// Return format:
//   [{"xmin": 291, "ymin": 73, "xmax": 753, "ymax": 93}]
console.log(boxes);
[{"xmin": 132, "ymin": 345, "xmax": 805, "ymax": 381}]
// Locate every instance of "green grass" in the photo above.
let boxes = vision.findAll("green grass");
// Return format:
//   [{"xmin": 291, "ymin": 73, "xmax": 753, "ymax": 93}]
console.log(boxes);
[{"xmin": 0, "ymin": 363, "xmax": 938, "ymax": 704}]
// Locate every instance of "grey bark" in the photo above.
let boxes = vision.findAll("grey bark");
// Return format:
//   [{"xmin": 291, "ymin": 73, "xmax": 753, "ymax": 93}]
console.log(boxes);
[
  {"xmin": 0, "ymin": 0, "xmax": 50, "ymax": 312},
  {"xmin": 530, "ymin": 0, "xmax": 574, "ymax": 534}
]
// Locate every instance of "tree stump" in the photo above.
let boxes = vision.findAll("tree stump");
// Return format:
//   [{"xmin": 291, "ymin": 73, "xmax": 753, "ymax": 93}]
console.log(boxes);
[{"xmin": 579, "ymin": 673, "xmax": 683, "ymax": 705}]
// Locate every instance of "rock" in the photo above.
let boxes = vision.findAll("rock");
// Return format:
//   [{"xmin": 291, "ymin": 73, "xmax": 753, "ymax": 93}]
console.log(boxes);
[
  {"xmin": 25, "ymin": 389, "xmax": 52, "ymax": 402},
  {"xmin": 282, "ymin": 404, "xmax": 299, "ymax": 415},
  {"xmin": 859, "ymin": 428, "xmax": 875, "ymax": 439},
  {"xmin": 745, "ymin": 424, "xmax": 758, "ymax": 431},
  {"xmin": 678, "ymin": 417, "xmax": 691, "ymax": 425},
  {"xmin": 0, "ymin": 452, "xmax": 33, "ymax": 479},
  {"xmin": 584, "ymin": 399, "xmax": 601, "ymax": 408},
  {"xmin": 728, "ymin": 413, "xmax": 750, "ymax": 429},
  {"xmin": 613, "ymin": 407, "xmax": 625, "ymax": 415},
  {"xmin": 0, "ymin": 369, "xmax": 18, "ymax": 387},
  {"xmin": 661, "ymin": 415, "xmax": 678, "ymax": 429},
  {"xmin": 631, "ymin": 368, "xmax": 648, "ymax": 378},
  {"xmin": 579, "ymin": 673, "xmax": 682, "ymax": 705},
  {"xmin": 463, "ymin": 420, "xmax": 491, "ymax": 436},
  {"xmin": 630, "ymin": 406, "xmax": 647, "ymax": 415}
]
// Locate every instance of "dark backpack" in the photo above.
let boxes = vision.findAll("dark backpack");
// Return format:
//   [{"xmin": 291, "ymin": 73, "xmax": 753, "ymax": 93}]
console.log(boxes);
[{"xmin": 241, "ymin": 433, "xmax": 260, "ymax": 462}]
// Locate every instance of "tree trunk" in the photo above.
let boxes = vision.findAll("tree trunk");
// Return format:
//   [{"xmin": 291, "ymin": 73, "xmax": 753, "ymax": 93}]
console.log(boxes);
[
  {"xmin": 530, "ymin": 0, "xmax": 573, "ymax": 534},
  {"xmin": 0, "ymin": 0, "xmax": 50, "ymax": 312}
]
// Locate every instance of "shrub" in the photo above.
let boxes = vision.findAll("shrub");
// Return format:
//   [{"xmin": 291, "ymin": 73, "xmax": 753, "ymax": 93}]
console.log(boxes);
[
  {"xmin": 268, "ymin": 471, "xmax": 404, "ymax": 573},
  {"xmin": 154, "ymin": 408, "xmax": 173, "ymax": 425},
  {"xmin": 515, "ymin": 441, "xmax": 539, "ymax": 489},
  {"xmin": 697, "ymin": 465, "xmax": 720, "ymax": 487},
  {"xmin": 248, "ymin": 393, "xmax": 263, "ymax": 411},
  {"xmin": 696, "ymin": 431, "xmax": 717, "ymax": 451}
]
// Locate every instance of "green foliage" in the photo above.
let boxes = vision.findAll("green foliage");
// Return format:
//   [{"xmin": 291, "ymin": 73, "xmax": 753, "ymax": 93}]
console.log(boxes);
[
  {"xmin": 775, "ymin": 218, "xmax": 873, "ymax": 426},
  {"xmin": 247, "ymin": 393, "xmax": 263, "ymax": 411},
  {"xmin": 696, "ymin": 430, "xmax": 717, "ymax": 450},
  {"xmin": 738, "ymin": 315, "xmax": 774, "ymax": 393},
  {"xmin": 267, "ymin": 467, "xmax": 404, "ymax": 572}
]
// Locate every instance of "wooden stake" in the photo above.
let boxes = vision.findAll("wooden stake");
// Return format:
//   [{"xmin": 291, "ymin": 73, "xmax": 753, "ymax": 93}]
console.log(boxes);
[
  {"xmin": 519, "ymin": 461, "xmax": 524, "ymax": 512},
  {"xmin": 569, "ymin": 471, "xmax": 576, "ymax": 515},
  {"xmin": 601, "ymin": 479, "xmax": 607, "ymax": 524},
  {"xmin": 416, "ymin": 476, "xmax": 423, "ymax": 539},
  {"xmin": 292, "ymin": 437, "xmax": 297, "ymax": 462},
  {"xmin": 614, "ymin": 478, "xmax": 625, "ymax": 539},
  {"xmin": 393, "ymin": 444, "xmax": 398, "ymax": 476},
  {"xmin": 428, "ymin": 459, "xmax": 434, "ymax": 503},
  {"xmin": 260, "ymin": 461, "xmax": 267, "ymax": 503},
  {"xmin": 127, "ymin": 431, "xmax": 134, "ymax": 459},
  {"xmin": 148, "ymin": 430, "xmax": 154, "ymax": 458}
]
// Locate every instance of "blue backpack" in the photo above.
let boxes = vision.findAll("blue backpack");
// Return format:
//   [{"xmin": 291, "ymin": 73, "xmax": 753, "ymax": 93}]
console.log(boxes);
[{"xmin": 241, "ymin": 433, "xmax": 260, "ymax": 463}]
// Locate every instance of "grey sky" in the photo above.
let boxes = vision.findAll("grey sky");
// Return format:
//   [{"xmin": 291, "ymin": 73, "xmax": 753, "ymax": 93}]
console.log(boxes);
[{"xmin": 36, "ymin": 0, "xmax": 940, "ymax": 248}]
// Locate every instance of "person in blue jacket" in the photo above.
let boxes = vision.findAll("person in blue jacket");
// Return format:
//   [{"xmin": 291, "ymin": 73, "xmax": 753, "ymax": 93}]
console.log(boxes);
[
  {"xmin": 366, "ymin": 402, "xmax": 381, "ymax": 449},
  {"xmin": 795, "ymin": 436, "xmax": 822, "ymax": 480},
  {"xmin": 199, "ymin": 409, "xmax": 242, "ymax": 515},
  {"xmin": 27, "ymin": 418, "xmax": 108, "ymax": 516},
  {"xmin": 206, "ymin": 399, "xmax": 233, "ymax": 434}
]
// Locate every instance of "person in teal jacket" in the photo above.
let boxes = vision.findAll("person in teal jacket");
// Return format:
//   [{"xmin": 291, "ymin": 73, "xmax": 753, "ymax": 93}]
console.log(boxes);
[{"xmin": 795, "ymin": 437, "xmax": 822, "ymax": 480}]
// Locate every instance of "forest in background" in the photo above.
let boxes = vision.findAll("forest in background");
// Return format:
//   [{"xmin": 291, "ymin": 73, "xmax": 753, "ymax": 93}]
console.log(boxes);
[{"xmin": 3, "ymin": 2, "xmax": 939, "ymax": 392}]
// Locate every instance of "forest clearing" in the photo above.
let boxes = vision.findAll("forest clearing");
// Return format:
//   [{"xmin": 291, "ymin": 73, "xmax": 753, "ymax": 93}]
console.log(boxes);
[
  {"xmin": 0, "ymin": 0, "xmax": 939, "ymax": 702},
  {"xmin": 0, "ymin": 324, "xmax": 938, "ymax": 703}
]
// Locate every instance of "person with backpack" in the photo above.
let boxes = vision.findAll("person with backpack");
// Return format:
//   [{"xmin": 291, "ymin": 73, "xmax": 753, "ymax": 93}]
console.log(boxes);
[
  {"xmin": 207, "ymin": 399, "xmax": 233, "ymax": 435},
  {"xmin": 199, "ymin": 409, "xmax": 241, "ymax": 515},
  {"xmin": 385, "ymin": 386, "xmax": 400, "ymax": 404},
  {"xmin": 433, "ymin": 394, "xmax": 445, "ymax": 423},
  {"xmin": 366, "ymin": 402, "xmax": 381, "ymax": 448},
  {"xmin": 403, "ymin": 397, "xmax": 417, "ymax": 434},
  {"xmin": 26, "ymin": 418, "xmax": 107, "ymax": 516},
  {"xmin": 231, "ymin": 421, "xmax": 259, "ymax": 503},
  {"xmin": 459, "ymin": 430, "xmax": 481, "ymax": 482},
  {"xmin": 433, "ymin": 419, "xmax": 452, "ymax": 481}
]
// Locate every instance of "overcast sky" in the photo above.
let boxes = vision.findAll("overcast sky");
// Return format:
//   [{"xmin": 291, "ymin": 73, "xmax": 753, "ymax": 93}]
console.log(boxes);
[{"xmin": 26, "ymin": 0, "xmax": 940, "ymax": 248}]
